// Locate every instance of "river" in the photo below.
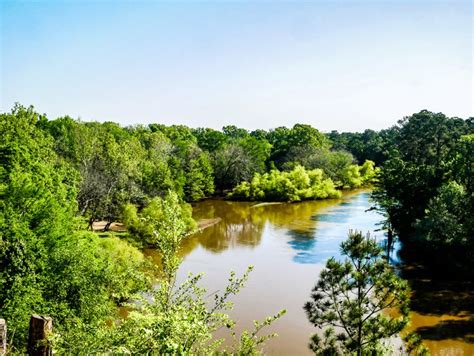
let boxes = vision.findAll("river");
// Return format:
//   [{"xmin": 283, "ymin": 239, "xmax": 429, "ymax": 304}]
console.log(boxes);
[{"xmin": 145, "ymin": 190, "xmax": 473, "ymax": 355}]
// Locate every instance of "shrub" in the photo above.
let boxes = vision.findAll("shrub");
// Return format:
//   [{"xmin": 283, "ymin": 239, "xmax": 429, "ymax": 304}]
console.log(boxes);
[{"xmin": 228, "ymin": 165, "xmax": 341, "ymax": 202}]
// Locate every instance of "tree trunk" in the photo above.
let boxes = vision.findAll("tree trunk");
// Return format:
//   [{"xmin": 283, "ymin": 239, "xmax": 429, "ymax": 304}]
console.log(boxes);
[
  {"xmin": 103, "ymin": 220, "xmax": 112, "ymax": 232},
  {"xmin": 0, "ymin": 319, "xmax": 6, "ymax": 355},
  {"xmin": 387, "ymin": 228, "xmax": 393, "ymax": 260},
  {"xmin": 357, "ymin": 259, "xmax": 363, "ymax": 356},
  {"xmin": 88, "ymin": 217, "xmax": 95, "ymax": 231},
  {"xmin": 27, "ymin": 315, "xmax": 52, "ymax": 356}
]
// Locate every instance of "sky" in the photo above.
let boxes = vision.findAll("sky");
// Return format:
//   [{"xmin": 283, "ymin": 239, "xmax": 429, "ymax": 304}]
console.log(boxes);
[{"xmin": 1, "ymin": 0, "xmax": 472, "ymax": 132}]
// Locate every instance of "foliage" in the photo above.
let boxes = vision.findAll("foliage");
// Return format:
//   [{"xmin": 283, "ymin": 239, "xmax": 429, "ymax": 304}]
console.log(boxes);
[
  {"xmin": 122, "ymin": 193, "xmax": 196, "ymax": 246},
  {"xmin": 192, "ymin": 127, "xmax": 228, "ymax": 152},
  {"xmin": 39, "ymin": 107, "xmax": 385, "ymax": 207},
  {"xmin": 328, "ymin": 129, "xmax": 396, "ymax": 166},
  {"xmin": 43, "ymin": 118, "xmax": 147, "ymax": 227},
  {"xmin": 283, "ymin": 145, "xmax": 377, "ymax": 189},
  {"xmin": 373, "ymin": 111, "xmax": 471, "ymax": 232},
  {"xmin": 132, "ymin": 128, "xmax": 175, "ymax": 198},
  {"xmin": 267, "ymin": 124, "xmax": 331, "ymax": 167},
  {"xmin": 46, "ymin": 232, "xmax": 149, "ymax": 325},
  {"xmin": 212, "ymin": 137, "xmax": 271, "ymax": 192},
  {"xmin": 0, "ymin": 105, "xmax": 149, "ymax": 351},
  {"xmin": 403, "ymin": 332, "xmax": 430, "ymax": 355},
  {"xmin": 416, "ymin": 182, "xmax": 467, "ymax": 247},
  {"xmin": 304, "ymin": 231, "xmax": 410, "ymax": 355},
  {"xmin": 372, "ymin": 111, "xmax": 473, "ymax": 272},
  {"xmin": 229, "ymin": 165, "xmax": 341, "ymax": 202}
]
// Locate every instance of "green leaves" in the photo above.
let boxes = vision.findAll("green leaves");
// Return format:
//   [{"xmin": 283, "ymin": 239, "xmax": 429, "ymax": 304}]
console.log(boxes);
[
  {"xmin": 0, "ymin": 106, "xmax": 151, "ymax": 351},
  {"xmin": 122, "ymin": 191, "xmax": 196, "ymax": 246},
  {"xmin": 229, "ymin": 165, "xmax": 341, "ymax": 202},
  {"xmin": 304, "ymin": 231, "xmax": 410, "ymax": 355}
]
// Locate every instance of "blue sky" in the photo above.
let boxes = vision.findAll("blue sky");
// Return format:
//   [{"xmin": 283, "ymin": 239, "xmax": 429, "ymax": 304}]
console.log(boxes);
[{"xmin": 1, "ymin": 0, "xmax": 472, "ymax": 131}]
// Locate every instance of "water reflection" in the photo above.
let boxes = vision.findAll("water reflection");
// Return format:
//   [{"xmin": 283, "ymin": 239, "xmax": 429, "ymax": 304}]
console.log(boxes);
[
  {"xmin": 286, "ymin": 229, "xmax": 319, "ymax": 264},
  {"xmin": 286, "ymin": 192, "xmax": 383, "ymax": 264},
  {"xmin": 188, "ymin": 191, "xmax": 384, "ymax": 266},
  {"xmin": 310, "ymin": 211, "xmax": 350, "ymax": 223},
  {"xmin": 191, "ymin": 200, "xmax": 265, "ymax": 252}
]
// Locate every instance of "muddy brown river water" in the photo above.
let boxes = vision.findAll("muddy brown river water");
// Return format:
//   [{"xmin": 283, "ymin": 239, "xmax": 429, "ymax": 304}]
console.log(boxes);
[{"xmin": 145, "ymin": 190, "xmax": 473, "ymax": 355}]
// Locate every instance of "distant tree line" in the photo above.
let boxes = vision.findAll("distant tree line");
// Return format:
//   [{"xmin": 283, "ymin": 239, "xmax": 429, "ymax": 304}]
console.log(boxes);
[{"xmin": 36, "ymin": 110, "xmax": 381, "ymax": 226}]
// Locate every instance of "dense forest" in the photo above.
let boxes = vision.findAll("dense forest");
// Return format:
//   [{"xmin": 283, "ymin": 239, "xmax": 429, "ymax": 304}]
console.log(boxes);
[{"xmin": 0, "ymin": 104, "xmax": 472, "ymax": 354}]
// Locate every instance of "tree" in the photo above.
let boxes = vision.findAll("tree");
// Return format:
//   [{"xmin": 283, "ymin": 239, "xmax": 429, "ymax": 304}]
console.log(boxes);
[
  {"xmin": 372, "ymin": 111, "xmax": 473, "ymax": 272},
  {"xmin": 133, "ymin": 128, "xmax": 175, "ymax": 197},
  {"xmin": 43, "ymin": 119, "xmax": 147, "ymax": 229},
  {"xmin": 453, "ymin": 134, "xmax": 474, "ymax": 194},
  {"xmin": 222, "ymin": 125, "xmax": 248, "ymax": 139},
  {"xmin": 191, "ymin": 127, "xmax": 228, "ymax": 152},
  {"xmin": 327, "ymin": 129, "xmax": 395, "ymax": 166},
  {"xmin": 268, "ymin": 125, "xmax": 330, "ymax": 167},
  {"xmin": 122, "ymin": 193, "xmax": 196, "ymax": 246},
  {"xmin": 304, "ymin": 231, "xmax": 410, "ymax": 355},
  {"xmin": 0, "ymin": 105, "xmax": 78, "ymax": 346},
  {"xmin": 370, "ymin": 187, "xmax": 399, "ymax": 259},
  {"xmin": 212, "ymin": 143, "xmax": 255, "ymax": 192},
  {"xmin": 415, "ymin": 181, "xmax": 473, "ymax": 272},
  {"xmin": 169, "ymin": 142, "xmax": 215, "ymax": 201}
]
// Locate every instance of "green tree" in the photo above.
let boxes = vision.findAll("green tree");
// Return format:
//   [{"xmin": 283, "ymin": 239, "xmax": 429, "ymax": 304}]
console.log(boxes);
[
  {"xmin": 211, "ymin": 135, "xmax": 271, "ymax": 192},
  {"xmin": 328, "ymin": 129, "xmax": 395, "ymax": 166},
  {"xmin": 415, "ymin": 181, "xmax": 473, "ymax": 271},
  {"xmin": 122, "ymin": 193, "xmax": 196, "ymax": 246},
  {"xmin": 222, "ymin": 125, "xmax": 249, "ymax": 139},
  {"xmin": 268, "ymin": 125, "xmax": 330, "ymax": 167},
  {"xmin": 43, "ymin": 119, "xmax": 148, "ymax": 229},
  {"xmin": 132, "ymin": 128, "xmax": 175, "ymax": 197},
  {"xmin": 169, "ymin": 143, "xmax": 215, "ymax": 201},
  {"xmin": 0, "ymin": 105, "xmax": 78, "ymax": 346},
  {"xmin": 372, "ymin": 111, "xmax": 473, "ymax": 273},
  {"xmin": 192, "ymin": 127, "xmax": 228, "ymax": 152},
  {"xmin": 304, "ymin": 231, "xmax": 410, "ymax": 355}
]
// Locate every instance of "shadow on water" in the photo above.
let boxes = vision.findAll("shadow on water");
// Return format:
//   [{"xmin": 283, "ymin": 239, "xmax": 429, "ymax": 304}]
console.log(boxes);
[
  {"xmin": 398, "ymin": 260, "xmax": 474, "ymax": 349},
  {"xmin": 416, "ymin": 319, "xmax": 474, "ymax": 343}
]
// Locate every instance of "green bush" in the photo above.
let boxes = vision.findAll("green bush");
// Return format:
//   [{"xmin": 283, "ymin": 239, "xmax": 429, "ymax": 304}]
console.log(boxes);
[
  {"xmin": 122, "ymin": 192, "xmax": 197, "ymax": 245},
  {"xmin": 228, "ymin": 165, "xmax": 341, "ymax": 202}
]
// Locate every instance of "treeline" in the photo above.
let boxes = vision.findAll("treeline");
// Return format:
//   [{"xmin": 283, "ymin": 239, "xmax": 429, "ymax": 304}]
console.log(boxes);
[
  {"xmin": 371, "ymin": 111, "xmax": 474, "ymax": 273},
  {"xmin": 29, "ymin": 106, "xmax": 378, "ymax": 228}
]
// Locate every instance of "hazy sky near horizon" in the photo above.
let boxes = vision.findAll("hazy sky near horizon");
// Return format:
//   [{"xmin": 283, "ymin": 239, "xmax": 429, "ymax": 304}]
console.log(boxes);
[{"xmin": 1, "ymin": 1, "xmax": 472, "ymax": 132}]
